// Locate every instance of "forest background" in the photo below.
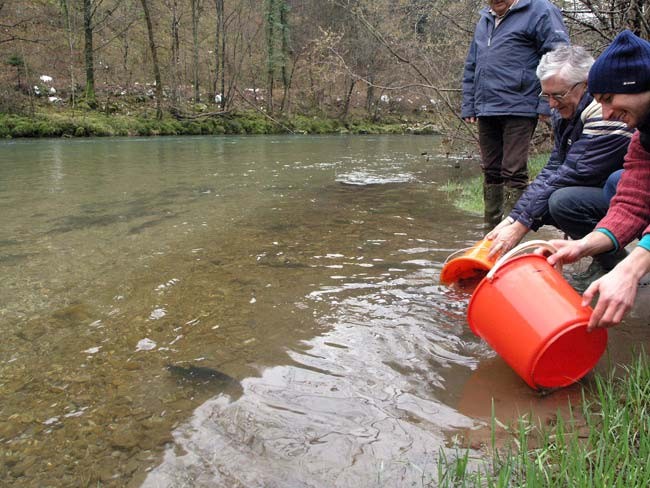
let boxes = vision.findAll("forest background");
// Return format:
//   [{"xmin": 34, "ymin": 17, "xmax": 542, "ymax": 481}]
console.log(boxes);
[{"xmin": 0, "ymin": 0, "xmax": 648, "ymax": 138}]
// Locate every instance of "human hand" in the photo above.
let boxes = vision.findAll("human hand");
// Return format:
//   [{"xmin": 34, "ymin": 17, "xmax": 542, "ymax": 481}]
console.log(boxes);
[
  {"xmin": 486, "ymin": 218, "xmax": 511, "ymax": 239},
  {"xmin": 582, "ymin": 266, "xmax": 637, "ymax": 331},
  {"xmin": 486, "ymin": 221, "xmax": 528, "ymax": 259},
  {"xmin": 581, "ymin": 246, "xmax": 650, "ymax": 330},
  {"xmin": 463, "ymin": 117, "xmax": 477, "ymax": 124},
  {"xmin": 545, "ymin": 238, "xmax": 586, "ymax": 267}
]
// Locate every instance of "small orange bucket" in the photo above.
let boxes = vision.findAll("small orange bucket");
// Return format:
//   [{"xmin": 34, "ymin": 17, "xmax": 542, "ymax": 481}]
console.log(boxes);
[
  {"xmin": 440, "ymin": 238, "xmax": 497, "ymax": 285},
  {"xmin": 467, "ymin": 241, "xmax": 607, "ymax": 390}
]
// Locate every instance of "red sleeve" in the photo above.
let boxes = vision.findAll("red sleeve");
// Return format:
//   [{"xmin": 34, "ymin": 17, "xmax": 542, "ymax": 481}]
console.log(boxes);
[{"xmin": 597, "ymin": 131, "xmax": 650, "ymax": 247}]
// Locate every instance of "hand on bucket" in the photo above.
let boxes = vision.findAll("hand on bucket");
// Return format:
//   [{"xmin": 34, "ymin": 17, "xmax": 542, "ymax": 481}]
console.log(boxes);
[
  {"xmin": 582, "ymin": 265, "xmax": 637, "ymax": 331},
  {"xmin": 486, "ymin": 219, "xmax": 529, "ymax": 259},
  {"xmin": 543, "ymin": 238, "xmax": 587, "ymax": 266},
  {"xmin": 582, "ymin": 246, "xmax": 650, "ymax": 331},
  {"xmin": 545, "ymin": 233, "xmax": 615, "ymax": 268}
]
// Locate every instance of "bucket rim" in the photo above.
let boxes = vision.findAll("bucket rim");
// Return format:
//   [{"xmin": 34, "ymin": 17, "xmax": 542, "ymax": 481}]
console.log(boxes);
[
  {"xmin": 531, "ymin": 320, "xmax": 606, "ymax": 389},
  {"xmin": 486, "ymin": 252, "xmax": 548, "ymax": 279},
  {"xmin": 440, "ymin": 255, "xmax": 492, "ymax": 284}
]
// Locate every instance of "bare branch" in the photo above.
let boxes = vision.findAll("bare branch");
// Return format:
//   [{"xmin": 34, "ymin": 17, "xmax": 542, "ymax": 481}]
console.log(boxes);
[{"xmin": 329, "ymin": 0, "xmax": 477, "ymax": 141}]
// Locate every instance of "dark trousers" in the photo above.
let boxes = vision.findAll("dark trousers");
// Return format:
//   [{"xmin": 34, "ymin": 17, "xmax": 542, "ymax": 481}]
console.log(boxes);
[
  {"xmin": 548, "ymin": 186, "xmax": 624, "ymax": 269},
  {"xmin": 604, "ymin": 169, "xmax": 623, "ymax": 202},
  {"xmin": 478, "ymin": 116, "xmax": 537, "ymax": 189}
]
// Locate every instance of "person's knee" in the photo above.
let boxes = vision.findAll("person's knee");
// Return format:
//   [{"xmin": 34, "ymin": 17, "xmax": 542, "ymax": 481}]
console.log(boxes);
[
  {"xmin": 604, "ymin": 169, "xmax": 623, "ymax": 202},
  {"xmin": 548, "ymin": 188, "xmax": 572, "ymax": 220}
]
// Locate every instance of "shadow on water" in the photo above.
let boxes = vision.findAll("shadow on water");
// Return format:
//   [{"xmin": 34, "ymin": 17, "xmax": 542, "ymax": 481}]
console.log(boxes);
[
  {"xmin": 1, "ymin": 135, "xmax": 649, "ymax": 487},
  {"xmin": 166, "ymin": 364, "xmax": 244, "ymax": 399}
]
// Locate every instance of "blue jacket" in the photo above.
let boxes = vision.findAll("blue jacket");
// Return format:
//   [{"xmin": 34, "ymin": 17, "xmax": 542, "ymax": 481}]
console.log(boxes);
[
  {"xmin": 461, "ymin": 0, "xmax": 569, "ymax": 118},
  {"xmin": 510, "ymin": 93, "xmax": 634, "ymax": 230}
]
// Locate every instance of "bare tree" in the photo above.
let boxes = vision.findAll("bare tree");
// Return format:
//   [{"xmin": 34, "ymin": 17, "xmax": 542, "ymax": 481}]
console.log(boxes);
[
  {"xmin": 80, "ymin": 0, "xmax": 126, "ymax": 107},
  {"xmin": 191, "ymin": 0, "xmax": 203, "ymax": 102},
  {"xmin": 163, "ymin": 0, "xmax": 181, "ymax": 105},
  {"xmin": 562, "ymin": 0, "xmax": 650, "ymax": 45},
  {"xmin": 213, "ymin": 0, "xmax": 225, "ymax": 109},
  {"xmin": 140, "ymin": 0, "xmax": 164, "ymax": 119}
]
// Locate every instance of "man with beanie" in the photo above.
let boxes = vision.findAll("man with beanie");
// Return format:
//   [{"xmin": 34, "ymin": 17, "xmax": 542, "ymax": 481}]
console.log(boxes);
[
  {"xmin": 547, "ymin": 30, "xmax": 650, "ymax": 330},
  {"xmin": 483, "ymin": 44, "xmax": 633, "ymax": 272},
  {"xmin": 461, "ymin": 0, "xmax": 569, "ymax": 226}
]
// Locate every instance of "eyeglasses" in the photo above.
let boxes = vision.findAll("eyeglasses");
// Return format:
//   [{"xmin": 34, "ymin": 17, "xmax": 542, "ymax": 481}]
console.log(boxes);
[{"xmin": 539, "ymin": 82, "xmax": 584, "ymax": 102}]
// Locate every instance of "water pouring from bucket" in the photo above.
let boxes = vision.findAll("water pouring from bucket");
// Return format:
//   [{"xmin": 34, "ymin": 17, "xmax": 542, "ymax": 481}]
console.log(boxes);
[
  {"xmin": 467, "ymin": 240, "xmax": 608, "ymax": 391},
  {"xmin": 440, "ymin": 238, "xmax": 499, "ymax": 286}
]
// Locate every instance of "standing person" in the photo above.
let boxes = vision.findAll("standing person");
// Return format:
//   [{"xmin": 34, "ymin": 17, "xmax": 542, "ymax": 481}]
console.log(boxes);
[
  {"xmin": 484, "ymin": 44, "xmax": 633, "ymax": 281},
  {"xmin": 461, "ymin": 0, "xmax": 569, "ymax": 226},
  {"xmin": 546, "ymin": 30, "xmax": 650, "ymax": 330}
]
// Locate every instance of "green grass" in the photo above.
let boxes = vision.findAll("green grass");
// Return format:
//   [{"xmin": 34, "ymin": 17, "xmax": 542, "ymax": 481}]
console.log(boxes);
[
  {"xmin": 440, "ymin": 153, "xmax": 549, "ymax": 214},
  {"xmin": 437, "ymin": 350, "xmax": 650, "ymax": 487}
]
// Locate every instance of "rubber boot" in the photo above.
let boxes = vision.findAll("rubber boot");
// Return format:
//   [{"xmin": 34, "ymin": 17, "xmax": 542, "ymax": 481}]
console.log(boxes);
[
  {"xmin": 572, "ymin": 248, "xmax": 628, "ymax": 289},
  {"xmin": 594, "ymin": 247, "xmax": 629, "ymax": 271},
  {"xmin": 483, "ymin": 183, "xmax": 504, "ymax": 227},
  {"xmin": 503, "ymin": 186, "xmax": 526, "ymax": 220}
]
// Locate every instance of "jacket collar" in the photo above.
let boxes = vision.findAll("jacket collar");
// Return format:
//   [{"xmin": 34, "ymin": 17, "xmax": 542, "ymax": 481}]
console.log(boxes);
[{"xmin": 481, "ymin": 0, "xmax": 531, "ymax": 19}]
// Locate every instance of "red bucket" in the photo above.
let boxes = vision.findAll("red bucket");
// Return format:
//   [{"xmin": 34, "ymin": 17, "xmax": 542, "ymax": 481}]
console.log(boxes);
[
  {"xmin": 467, "ymin": 241, "xmax": 607, "ymax": 390},
  {"xmin": 440, "ymin": 238, "xmax": 498, "ymax": 285}
]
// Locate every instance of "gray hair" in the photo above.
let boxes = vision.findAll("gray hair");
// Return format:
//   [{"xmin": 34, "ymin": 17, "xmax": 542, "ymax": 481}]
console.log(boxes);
[{"xmin": 536, "ymin": 44, "xmax": 594, "ymax": 84}]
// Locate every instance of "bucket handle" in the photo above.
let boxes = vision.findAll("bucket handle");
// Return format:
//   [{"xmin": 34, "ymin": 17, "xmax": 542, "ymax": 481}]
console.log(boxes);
[{"xmin": 486, "ymin": 240, "xmax": 558, "ymax": 281}]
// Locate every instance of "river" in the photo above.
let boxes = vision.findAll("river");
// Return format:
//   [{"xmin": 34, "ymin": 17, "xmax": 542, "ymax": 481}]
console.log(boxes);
[{"xmin": 1, "ymin": 134, "xmax": 649, "ymax": 487}]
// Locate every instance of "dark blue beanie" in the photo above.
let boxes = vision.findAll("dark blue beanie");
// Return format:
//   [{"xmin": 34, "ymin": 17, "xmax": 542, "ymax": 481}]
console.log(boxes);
[{"xmin": 588, "ymin": 30, "xmax": 650, "ymax": 94}]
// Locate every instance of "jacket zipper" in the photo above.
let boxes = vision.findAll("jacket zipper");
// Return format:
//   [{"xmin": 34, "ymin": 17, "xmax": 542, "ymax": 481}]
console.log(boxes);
[{"xmin": 488, "ymin": 8, "xmax": 512, "ymax": 47}]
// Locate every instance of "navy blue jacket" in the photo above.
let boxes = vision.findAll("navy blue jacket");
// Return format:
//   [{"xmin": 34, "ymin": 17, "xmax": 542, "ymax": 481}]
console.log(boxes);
[
  {"xmin": 461, "ymin": 0, "xmax": 569, "ymax": 118},
  {"xmin": 510, "ymin": 93, "xmax": 634, "ymax": 230}
]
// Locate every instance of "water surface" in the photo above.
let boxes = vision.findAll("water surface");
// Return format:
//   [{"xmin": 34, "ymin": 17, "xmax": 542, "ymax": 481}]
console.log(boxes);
[{"xmin": 1, "ymin": 135, "xmax": 648, "ymax": 487}]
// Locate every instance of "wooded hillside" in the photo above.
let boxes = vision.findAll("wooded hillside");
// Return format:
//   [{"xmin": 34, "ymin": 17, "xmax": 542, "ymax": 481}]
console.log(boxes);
[{"xmin": 1, "ymin": 0, "xmax": 647, "ymax": 125}]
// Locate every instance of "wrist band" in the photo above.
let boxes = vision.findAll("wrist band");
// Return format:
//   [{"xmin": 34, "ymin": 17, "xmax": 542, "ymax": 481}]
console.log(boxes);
[
  {"xmin": 595, "ymin": 228, "xmax": 619, "ymax": 253},
  {"xmin": 639, "ymin": 234, "xmax": 650, "ymax": 253}
]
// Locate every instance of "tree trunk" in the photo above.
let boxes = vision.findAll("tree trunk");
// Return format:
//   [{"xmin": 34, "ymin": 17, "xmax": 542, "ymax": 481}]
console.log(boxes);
[
  {"xmin": 83, "ymin": 0, "xmax": 96, "ymax": 107},
  {"xmin": 266, "ymin": 0, "xmax": 276, "ymax": 114},
  {"xmin": 60, "ymin": 0, "xmax": 77, "ymax": 110},
  {"xmin": 191, "ymin": 0, "xmax": 202, "ymax": 102},
  {"xmin": 279, "ymin": 0, "xmax": 291, "ymax": 113},
  {"xmin": 170, "ymin": 0, "xmax": 180, "ymax": 105},
  {"xmin": 341, "ymin": 78, "xmax": 356, "ymax": 119},
  {"xmin": 140, "ymin": 0, "xmax": 163, "ymax": 119},
  {"xmin": 213, "ymin": 0, "xmax": 225, "ymax": 109}
]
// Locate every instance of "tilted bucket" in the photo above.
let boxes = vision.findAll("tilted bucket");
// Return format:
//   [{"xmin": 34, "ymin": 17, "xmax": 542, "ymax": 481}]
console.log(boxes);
[
  {"xmin": 467, "ymin": 241, "xmax": 608, "ymax": 390},
  {"xmin": 440, "ymin": 238, "xmax": 497, "ymax": 285}
]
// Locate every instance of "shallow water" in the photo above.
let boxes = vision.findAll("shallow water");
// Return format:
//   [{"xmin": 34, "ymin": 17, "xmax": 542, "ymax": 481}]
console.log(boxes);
[{"xmin": 1, "ymin": 135, "xmax": 649, "ymax": 487}]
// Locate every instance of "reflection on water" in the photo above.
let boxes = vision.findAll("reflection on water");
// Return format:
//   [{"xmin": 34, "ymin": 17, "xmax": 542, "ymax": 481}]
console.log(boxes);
[{"xmin": 1, "ymin": 135, "xmax": 649, "ymax": 487}]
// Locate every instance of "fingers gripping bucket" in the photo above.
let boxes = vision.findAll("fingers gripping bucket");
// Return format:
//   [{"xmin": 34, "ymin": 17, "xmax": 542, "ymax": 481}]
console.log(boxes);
[
  {"xmin": 467, "ymin": 241, "xmax": 608, "ymax": 390},
  {"xmin": 440, "ymin": 238, "xmax": 497, "ymax": 284}
]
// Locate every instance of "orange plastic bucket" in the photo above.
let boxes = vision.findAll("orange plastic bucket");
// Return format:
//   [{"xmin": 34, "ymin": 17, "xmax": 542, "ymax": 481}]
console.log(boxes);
[
  {"xmin": 467, "ymin": 241, "xmax": 608, "ymax": 390},
  {"xmin": 440, "ymin": 238, "xmax": 497, "ymax": 285}
]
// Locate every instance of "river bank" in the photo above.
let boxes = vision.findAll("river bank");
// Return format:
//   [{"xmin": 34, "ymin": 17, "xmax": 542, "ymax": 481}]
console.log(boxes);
[
  {"xmin": 439, "ymin": 348, "xmax": 650, "ymax": 486},
  {"xmin": 436, "ymin": 152, "xmax": 650, "ymax": 486},
  {"xmin": 0, "ymin": 108, "xmax": 441, "ymax": 139}
]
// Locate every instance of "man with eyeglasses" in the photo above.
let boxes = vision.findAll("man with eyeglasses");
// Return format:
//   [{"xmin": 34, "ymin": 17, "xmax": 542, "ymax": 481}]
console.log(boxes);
[
  {"xmin": 484, "ymin": 44, "xmax": 633, "ymax": 278},
  {"xmin": 461, "ymin": 0, "xmax": 569, "ymax": 226},
  {"xmin": 546, "ymin": 30, "xmax": 650, "ymax": 330}
]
